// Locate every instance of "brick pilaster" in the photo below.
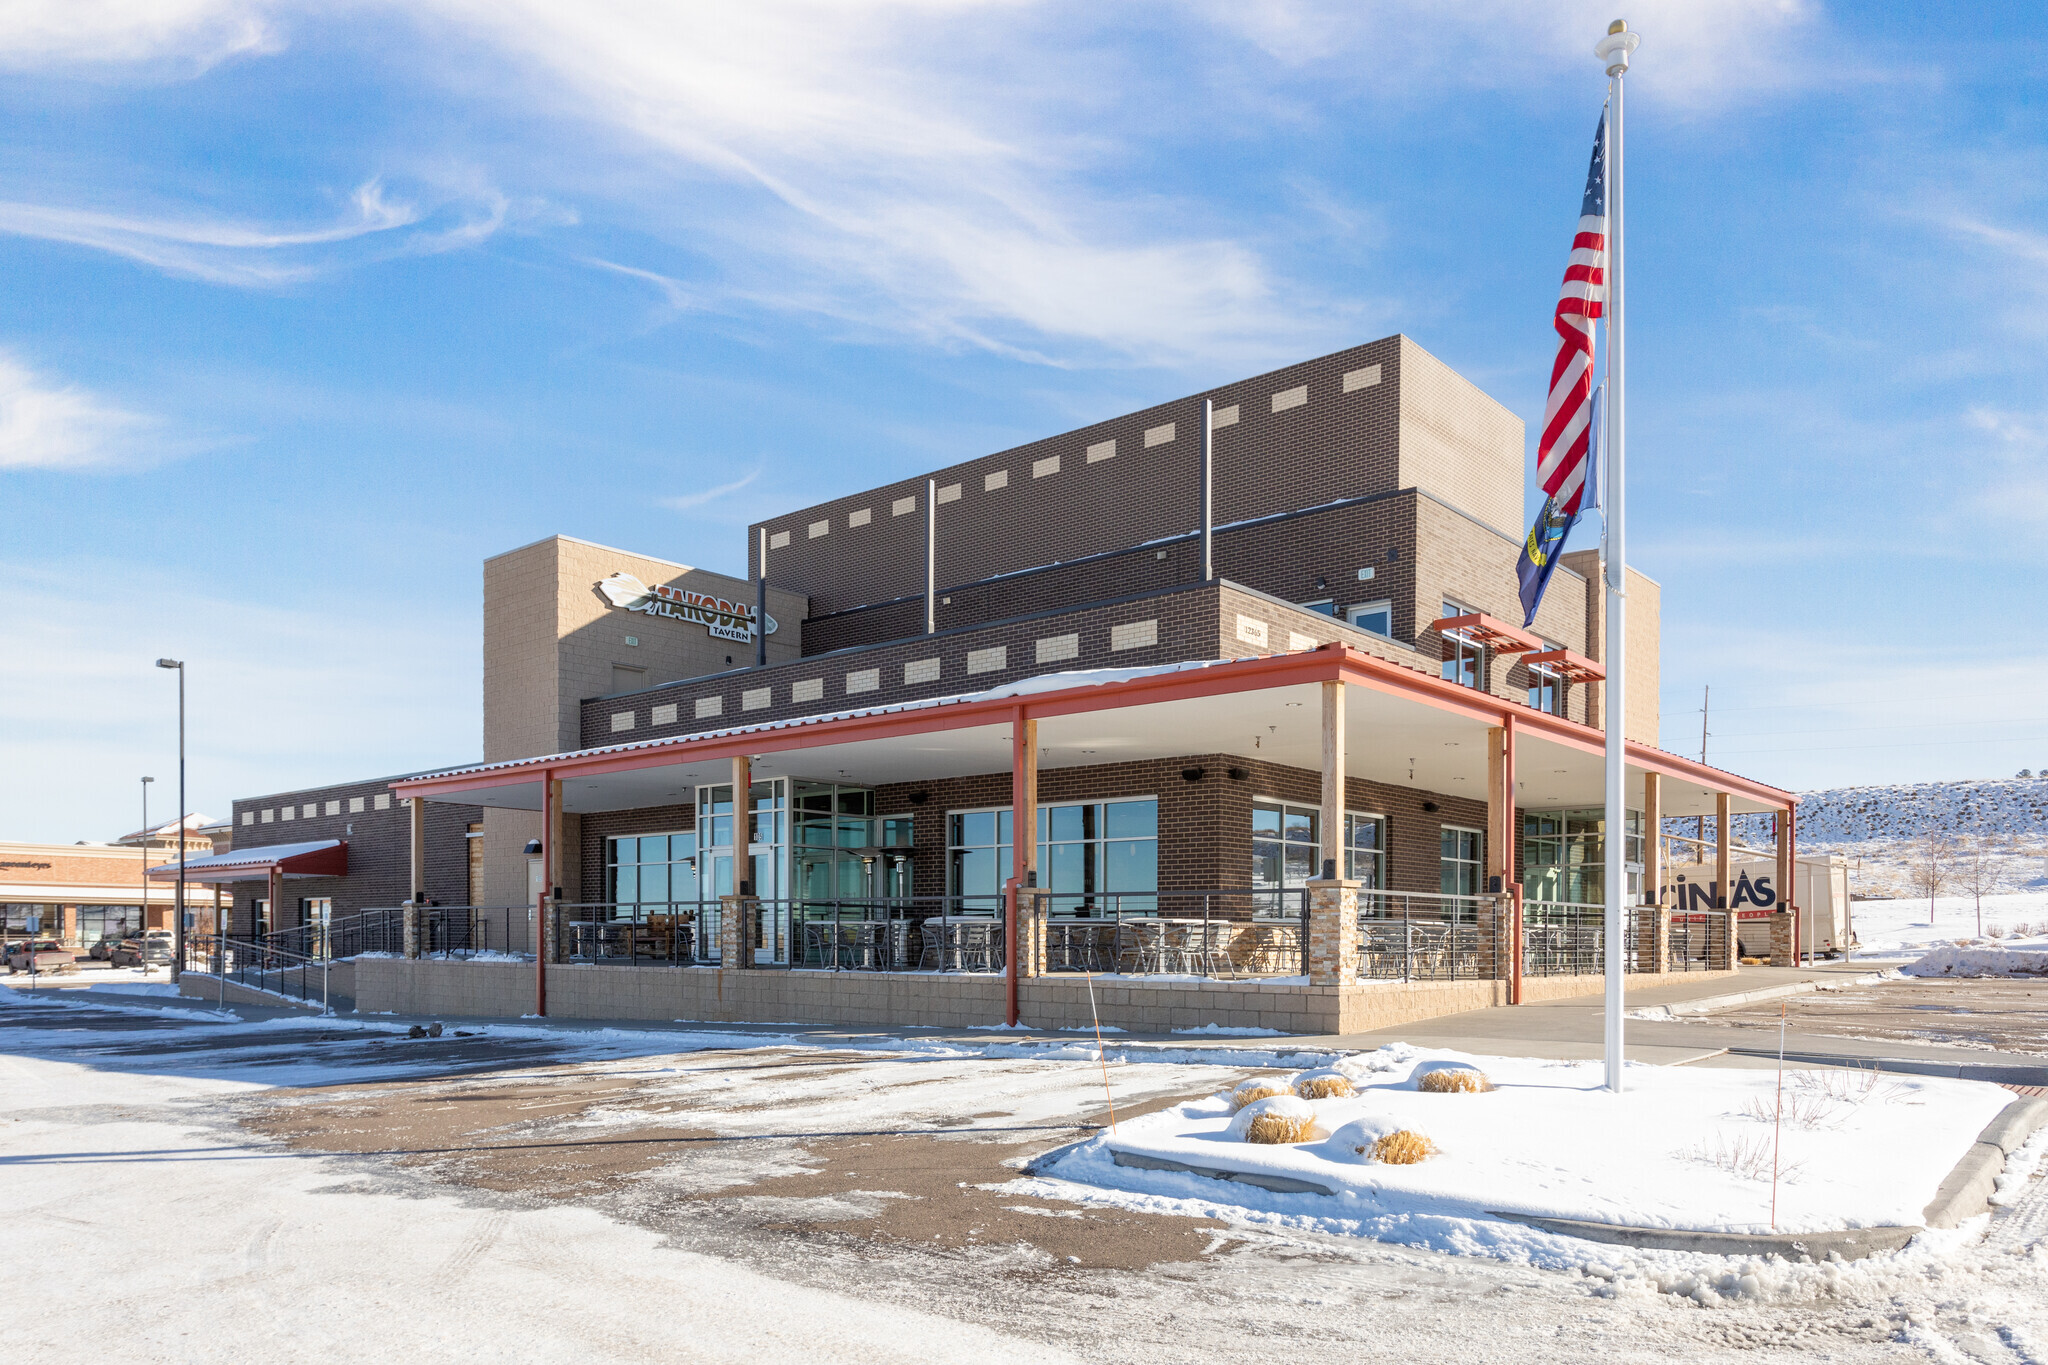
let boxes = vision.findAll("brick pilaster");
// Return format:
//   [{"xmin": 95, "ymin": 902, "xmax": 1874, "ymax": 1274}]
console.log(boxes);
[{"xmin": 1767, "ymin": 911, "xmax": 1795, "ymax": 967}]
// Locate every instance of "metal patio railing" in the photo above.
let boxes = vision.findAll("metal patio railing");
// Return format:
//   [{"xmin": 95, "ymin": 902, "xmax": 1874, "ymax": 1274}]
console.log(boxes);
[{"xmin": 185, "ymin": 932, "xmax": 333, "ymax": 1011}]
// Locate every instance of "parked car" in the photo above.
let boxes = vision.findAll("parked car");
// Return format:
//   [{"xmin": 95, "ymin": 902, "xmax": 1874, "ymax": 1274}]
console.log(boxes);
[
  {"xmin": 88, "ymin": 932, "xmax": 128, "ymax": 961},
  {"xmin": 109, "ymin": 932, "xmax": 174, "ymax": 968},
  {"xmin": 4, "ymin": 940, "xmax": 77, "ymax": 973}
]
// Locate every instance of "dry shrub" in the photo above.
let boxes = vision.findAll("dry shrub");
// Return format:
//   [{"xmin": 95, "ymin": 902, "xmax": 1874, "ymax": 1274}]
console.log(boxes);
[
  {"xmin": 1417, "ymin": 1068, "xmax": 1492, "ymax": 1094},
  {"xmin": 1293, "ymin": 1072, "xmax": 1357, "ymax": 1100},
  {"xmin": 1242, "ymin": 1109, "xmax": 1318, "ymax": 1144},
  {"xmin": 1231, "ymin": 1080, "xmax": 1292, "ymax": 1112},
  {"xmin": 1370, "ymin": 1129, "xmax": 1438, "ymax": 1164},
  {"xmin": 1690, "ymin": 1132, "xmax": 1804, "ymax": 1183}
]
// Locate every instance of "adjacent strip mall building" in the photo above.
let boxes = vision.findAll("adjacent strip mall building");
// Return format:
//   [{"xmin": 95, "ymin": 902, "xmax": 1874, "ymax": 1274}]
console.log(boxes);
[{"xmin": 178, "ymin": 335, "xmax": 1802, "ymax": 1030}]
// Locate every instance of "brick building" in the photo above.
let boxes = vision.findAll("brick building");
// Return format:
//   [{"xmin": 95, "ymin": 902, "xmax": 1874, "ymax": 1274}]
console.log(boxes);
[{"xmin": 202, "ymin": 334, "xmax": 1799, "ymax": 1030}]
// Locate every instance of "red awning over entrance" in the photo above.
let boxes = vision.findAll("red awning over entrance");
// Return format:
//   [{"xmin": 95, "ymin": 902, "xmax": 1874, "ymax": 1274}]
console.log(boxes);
[{"xmin": 146, "ymin": 839, "xmax": 348, "ymax": 883}]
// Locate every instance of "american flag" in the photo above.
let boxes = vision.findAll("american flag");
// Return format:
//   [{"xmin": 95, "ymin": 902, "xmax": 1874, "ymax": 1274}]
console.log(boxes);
[{"xmin": 1537, "ymin": 114, "xmax": 1608, "ymax": 516}]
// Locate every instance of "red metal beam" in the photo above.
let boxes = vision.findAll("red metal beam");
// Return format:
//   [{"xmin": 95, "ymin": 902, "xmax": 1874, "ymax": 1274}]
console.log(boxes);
[
  {"xmin": 1522, "ymin": 648, "xmax": 1606, "ymax": 683},
  {"xmin": 390, "ymin": 642, "xmax": 1797, "ymax": 812},
  {"xmin": 1430, "ymin": 612, "xmax": 1545, "ymax": 655}
]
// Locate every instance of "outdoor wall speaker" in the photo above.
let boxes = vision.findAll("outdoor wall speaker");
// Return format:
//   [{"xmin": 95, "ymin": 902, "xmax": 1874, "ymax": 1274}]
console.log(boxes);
[
  {"xmin": 1181, "ymin": 767, "xmax": 1206, "ymax": 782},
  {"xmin": 1421, "ymin": 801, "xmax": 1440, "ymax": 813},
  {"xmin": 523, "ymin": 839, "xmax": 542, "ymax": 855},
  {"xmin": 908, "ymin": 791, "xmax": 929, "ymax": 805},
  {"xmin": 1227, "ymin": 767, "xmax": 1249, "ymax": 781}
]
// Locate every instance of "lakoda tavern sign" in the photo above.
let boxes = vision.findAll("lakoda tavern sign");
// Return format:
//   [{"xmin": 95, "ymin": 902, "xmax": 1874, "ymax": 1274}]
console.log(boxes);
[{"xmin": 597, "ymin": 572, "xmax": 778, "ymax": 644}]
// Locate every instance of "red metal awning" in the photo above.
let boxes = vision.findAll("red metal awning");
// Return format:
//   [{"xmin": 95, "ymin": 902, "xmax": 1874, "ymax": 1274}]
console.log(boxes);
[
  {"xmin": 1428, "ymin": 612, "xmax": 1545, "ymax": 655},
  {"xmin": 1521, "ymin": 648, "xmax": 1606, "ymax": 682},
  {"xmin": 146, "ymin": 839, "xmax": 347, "ymax": 883}
]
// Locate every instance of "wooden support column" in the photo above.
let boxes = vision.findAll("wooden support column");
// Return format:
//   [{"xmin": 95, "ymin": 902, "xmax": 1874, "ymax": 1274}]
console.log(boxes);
[
  {"xmin": 1778, "ymin": 805, "xmax": 1798, "ymax": 963},
  {"xmin": 1714, "ymin": 793, "xmax": 1732, "ymax": 910},
  {"xmin": 1320, "ymin": 680, "xmax": 1344, "ymax": 878},
  {"xmin": 1643, "ymin": 772, "xmax": 1662, "ymax": 907},
  {"xmin": 1006, "ymin": 709, "xmax": 1039, "ymax": 1024},
  {"xmin": 536, "ymin": 774, "xmax": 558, "ymax": 1015},
  {"xmin": 1486, "ymin": 727, "xmax": 1510, "ymax": 889},
  {"xmin": 725, "ymin": 756, "xmax": 753, "ymax": 969},
  {"xmin": 267, "ymin": 865, "xmax": 283, "ymax": 943},
  {"xmin": 1305, "ymin": 680, "xmax": 1360, "ymax": 989}
]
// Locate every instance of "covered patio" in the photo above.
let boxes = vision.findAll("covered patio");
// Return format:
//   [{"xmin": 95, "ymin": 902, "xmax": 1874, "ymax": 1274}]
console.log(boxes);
[{"xmin": 379, "ymin": 643, "xmax": 1798, "ymax": 1031}]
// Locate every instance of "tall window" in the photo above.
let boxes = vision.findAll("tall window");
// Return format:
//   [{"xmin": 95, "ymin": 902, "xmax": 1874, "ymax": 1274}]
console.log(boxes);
[
  {"xmin": 1344, "ymin": 813, "xmax": 1386, "ymax": 887},
  {"xmin": 607, "ymin": 833, "xmax": 699, "ymax": 913},
  {"xmin": 1440, "ymin": 826, "xmax": 1484, "ymax": 919},
  {"xmin": 948, "ymin": 800, "xmax": 1160, "ymax": 914},
  {"xmin": 1439, "ymin": 600, "xmax": 1483, "ymax": 690},
  {"xmin": 1521, "ymin": 809, "xmax": 1645, "ymax": 905},
  {"xmin": 1526, "ymin": 639, "xmax": 1563, "ymax": 714},
  {"xmin": 1038, "ymin": 799, "xmax": 1157, "ymax": 914},
  {"xmin": 1252, "ymin": 800, "xmax": 1319, "ymax": 896},
  {"xmin": 947, "ymin": 809, "xmax": 1012, "ymax": 911},
  {"xmin": 1347, "ymin": 600, "xmax": 1393, "ymax": 638}
]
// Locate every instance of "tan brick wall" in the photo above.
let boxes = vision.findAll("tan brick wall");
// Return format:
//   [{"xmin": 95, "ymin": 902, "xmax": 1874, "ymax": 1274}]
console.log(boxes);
[
  {"xmin": 1560, "ymin": 550, "xmax": 1660, "ymax": 744},
  {"xmin": 1395, "ymin": 336, "xmax": 1525, "ymax": 541},
  {"xmin": 484, "ymin": 535, "xmax": 810, "ymax": 764}
]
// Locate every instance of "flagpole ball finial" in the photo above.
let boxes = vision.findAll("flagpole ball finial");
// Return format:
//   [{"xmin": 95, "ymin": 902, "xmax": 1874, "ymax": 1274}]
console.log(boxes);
[{"xmin": 1595, "ymin": 21, "xmax": 1640, "ymax": 74}]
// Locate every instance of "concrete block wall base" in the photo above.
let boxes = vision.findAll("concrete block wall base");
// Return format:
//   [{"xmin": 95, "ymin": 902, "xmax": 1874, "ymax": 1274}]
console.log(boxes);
[
  {"xmin": 178, "ymin": 974, "xmax": 324, "ymax": 1011},
  {"xmin": 354, "ymin": 960, "xmax": 1740, "ymax": 1035}
]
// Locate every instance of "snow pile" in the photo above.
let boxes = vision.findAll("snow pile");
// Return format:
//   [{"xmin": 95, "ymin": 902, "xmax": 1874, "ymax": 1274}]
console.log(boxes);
[
  {"xmin": 1050, "ymin": 1047, "xmax": 2016, "ymax": 1239},
  {"xmin": 1903, "ymin": 943, "xmax": 2048, "ymax": 978},
  {"xmin": 1846, "ymin": 892, "xmax": 2048, "ymax": 959}
]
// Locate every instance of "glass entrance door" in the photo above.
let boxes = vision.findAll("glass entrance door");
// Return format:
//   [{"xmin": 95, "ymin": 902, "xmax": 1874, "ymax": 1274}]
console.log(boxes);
[{"xmin": 698, "ymin": 778, "xmax": 790, "ymax": 964}]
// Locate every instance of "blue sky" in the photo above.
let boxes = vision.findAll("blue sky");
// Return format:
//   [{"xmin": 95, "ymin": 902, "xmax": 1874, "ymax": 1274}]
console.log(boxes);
[{"xmin": 2, "ymin": 1, "xmax": 2044, "ymax": 841}]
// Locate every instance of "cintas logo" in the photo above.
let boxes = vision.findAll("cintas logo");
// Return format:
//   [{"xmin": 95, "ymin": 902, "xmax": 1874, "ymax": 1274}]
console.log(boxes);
[{"xmin": 596, "ymin": 573, "xmax": 778, "ymax": 644}]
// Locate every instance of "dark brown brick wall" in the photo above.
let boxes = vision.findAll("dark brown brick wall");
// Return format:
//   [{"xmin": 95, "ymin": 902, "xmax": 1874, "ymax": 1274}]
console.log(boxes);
[
  {"xmin": 750, "ymin": 337, "xmax": 1406, "ymax": 618},
  {"xmin": 582, "ymin": 580, "xmax": 1484, "ymax": 750},
  {"xmin": 228, "ymin": 778, "xmax": 479, "ymax": 934}
]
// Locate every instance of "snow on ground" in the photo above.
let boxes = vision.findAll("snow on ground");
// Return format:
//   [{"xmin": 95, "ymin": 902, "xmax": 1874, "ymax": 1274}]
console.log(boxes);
[
  {"xmin": 1044, "ymin": 1046, "xmax": 2014, "ymax": 1247},
  {"xmin": 1848, "ymin": 891, "xmax": 2048, "ymax": 961}
]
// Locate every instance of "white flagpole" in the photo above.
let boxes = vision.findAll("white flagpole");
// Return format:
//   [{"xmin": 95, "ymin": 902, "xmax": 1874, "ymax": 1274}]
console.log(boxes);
[{"xmin": 1595, "ymin": 18, "xmax": 1639, "ymax": 1094}]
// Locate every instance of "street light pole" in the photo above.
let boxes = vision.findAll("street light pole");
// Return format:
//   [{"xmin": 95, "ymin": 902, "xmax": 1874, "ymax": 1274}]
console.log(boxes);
[
  {"xmin": 140, "ymin": 775, "xmax": 154, "ymax": 942},
  {"xmin": 156, "ymin": 659, "xmax": 186, "ymax": 982}
]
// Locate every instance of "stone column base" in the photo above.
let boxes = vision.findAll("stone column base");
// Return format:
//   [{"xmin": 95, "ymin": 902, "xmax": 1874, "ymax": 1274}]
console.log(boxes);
[
  {"xmin": 720, "ymin": 894, "xmax": 759, "ymax": 968},
  {"xmin": 1305, "ymin": 878, "xmax": 1360, "ymax": 986},
  {"xmin": 402, "ymin": 902, "xmax": 420, "ymax": 960},
  {"xmin": 1767, "ymin": 911, "xmax": 1796, "ymax": 967},
  {"xmin": 1013, "ymin": 888, "xmax": 1049, "ymax": 978}
]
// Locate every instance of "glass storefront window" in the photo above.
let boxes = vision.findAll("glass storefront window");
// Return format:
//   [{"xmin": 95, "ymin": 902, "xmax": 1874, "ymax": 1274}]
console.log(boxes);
[
  {"xmin": 1521, "ymin": 808, "xmax": 1644, "ymax": 905},
  {"xmin": 1344, "ymin": 814, "xmax": 1386, "ymax": 888},
  {"xmin": 946, "ymin": 799, "xmax": 1159, "ymax": 915},
  {"xmin": 606, "ymin": 832, "xmax": 700, "ymax": 915}
]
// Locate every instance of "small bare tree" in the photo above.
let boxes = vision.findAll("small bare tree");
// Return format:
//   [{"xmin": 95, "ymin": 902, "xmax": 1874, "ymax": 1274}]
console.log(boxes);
[
  {"xmin": 1954, "ymin": 834, "xmax": 2007, "ymax": 938},
  {"xmin": 1909, "ymin": 831, "xmax": 1954, "ymax": 924}
]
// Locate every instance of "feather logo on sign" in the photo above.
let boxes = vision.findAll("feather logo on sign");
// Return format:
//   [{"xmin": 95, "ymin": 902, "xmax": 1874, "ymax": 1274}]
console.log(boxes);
[{"xmin": 595, "ymin": 572, "xmax": 776, "ymax": 642}]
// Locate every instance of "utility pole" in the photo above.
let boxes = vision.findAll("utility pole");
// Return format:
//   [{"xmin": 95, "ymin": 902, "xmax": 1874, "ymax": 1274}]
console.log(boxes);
[{"xmin": 1696, "ymin": 684, "xmax": 1710, "ymax": 854}]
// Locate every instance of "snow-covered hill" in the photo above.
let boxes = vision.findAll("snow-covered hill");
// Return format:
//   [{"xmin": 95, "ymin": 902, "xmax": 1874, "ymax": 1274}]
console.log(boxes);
[{"xmin": 1731, "ymin": 776, "xmax": 2048, "ymax": 843}]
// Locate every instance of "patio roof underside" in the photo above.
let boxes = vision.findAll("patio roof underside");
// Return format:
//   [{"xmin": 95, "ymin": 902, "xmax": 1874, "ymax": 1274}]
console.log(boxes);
[{"xmin": 421, "ymin": 679, "xmax": 1779, "ymax": 820}]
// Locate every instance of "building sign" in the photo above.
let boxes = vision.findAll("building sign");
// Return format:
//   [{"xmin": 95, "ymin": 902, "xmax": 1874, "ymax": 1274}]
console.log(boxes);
[
  {"xmin": 1663, "ymin": 861, "xmax": 1779, "ymax": 917},
  {"xmin": 0, "ymin": 860, "xmax": 54, "ymax": 871},
  {"xmin": 597, "ymin": 573, "xmax": 777, "ymax": 644}
]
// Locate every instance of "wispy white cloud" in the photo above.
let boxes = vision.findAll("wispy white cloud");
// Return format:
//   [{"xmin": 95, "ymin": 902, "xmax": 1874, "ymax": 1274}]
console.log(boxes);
[
  {"xmin": 0, "ymin": 177, "xmax": 558, "ymax": 286},
  {"xmin": 0, "ymin": 0, "xmax": 280, "ymax": 72},
  {"xmin": 658, "ymin": 469, "xmax": 760, "ymax": 512},
  {"xmin": 0, "ymin": 352, "xmax": 161, "ymax": 470},
  {"xmin": 582, "ymin": 256, "xmax": 691, "ymax": 312}
]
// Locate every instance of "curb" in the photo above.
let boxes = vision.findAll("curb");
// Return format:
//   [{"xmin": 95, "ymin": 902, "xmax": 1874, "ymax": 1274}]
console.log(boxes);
[
  {"xmin": 1643, "ymin": 973, "xmax": 1891, "ymax": 1018},
  {"xmin": 1722, "ymin": 1048, "xmax": 2048, "ymax": 1088},
  {"xmin": 1924, "ymin": 1096, "xmax": 2048, "ymax": 1230},
  {"xmin": 1100, "ymin": 1096, "xmax": 2048, "ymax": 1260},
  {"xmin": 1490, "ymin": 1214, "xmax": 1919, "ymax": 1261}
]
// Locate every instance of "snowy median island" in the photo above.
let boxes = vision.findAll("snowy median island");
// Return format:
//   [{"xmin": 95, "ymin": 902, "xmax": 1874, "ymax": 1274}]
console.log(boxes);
[{"xmin": 1040, "ymin": 1046, "xmax": 2018, "ymax": 1252}]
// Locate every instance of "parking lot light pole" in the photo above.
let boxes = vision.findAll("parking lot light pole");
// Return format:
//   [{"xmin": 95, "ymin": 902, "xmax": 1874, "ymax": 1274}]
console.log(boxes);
[
  {"xmin": 140, "ymin": 776, "xmax": 154, "ymax": 943},
  {"xmin": 156, "ymin": 659, "xmax": 185, "ymax": 983}
]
